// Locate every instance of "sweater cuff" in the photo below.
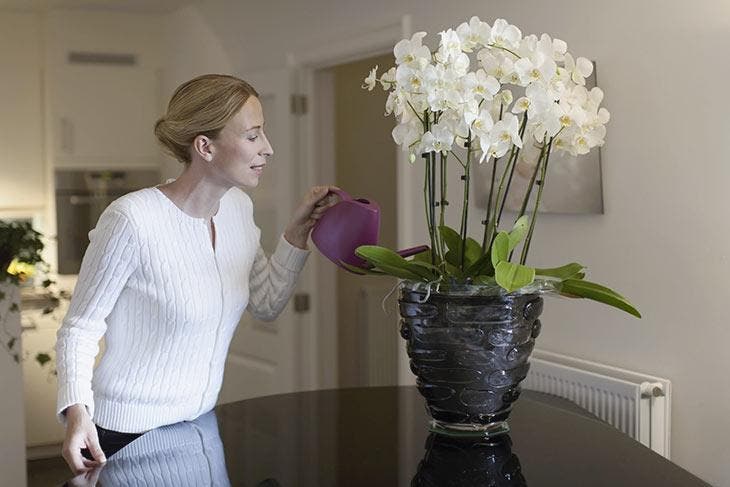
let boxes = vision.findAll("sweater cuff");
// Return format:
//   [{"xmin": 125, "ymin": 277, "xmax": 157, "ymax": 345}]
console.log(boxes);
[
  {"xmin": 273, "ymin": 234, "xmax": 310, "ymax": 272},
  {"xmin": 57, "ymin": 382, "xmax": 94, "ymax": 427}
]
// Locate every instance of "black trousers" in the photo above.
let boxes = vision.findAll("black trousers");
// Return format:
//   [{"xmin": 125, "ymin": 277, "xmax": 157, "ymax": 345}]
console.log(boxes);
[{"xmin": 80, "ymin": 424, "xmax": 144, "ymax": 460}]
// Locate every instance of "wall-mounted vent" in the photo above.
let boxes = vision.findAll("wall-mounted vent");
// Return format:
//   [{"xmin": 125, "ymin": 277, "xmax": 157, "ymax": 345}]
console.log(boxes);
[{"xmin": 67, "ymin": 52, "xmax": 137, "ymax": 66}]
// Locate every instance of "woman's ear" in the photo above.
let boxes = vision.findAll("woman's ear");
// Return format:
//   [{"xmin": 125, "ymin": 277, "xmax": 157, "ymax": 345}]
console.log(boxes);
[{"xmin": 192, "ymin": 135, "xmax": 214, "ymax": 162}]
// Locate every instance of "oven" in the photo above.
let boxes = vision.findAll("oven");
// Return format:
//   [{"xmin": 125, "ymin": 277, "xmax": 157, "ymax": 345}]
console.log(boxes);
[{"xmin": 55, "ymin": 169, "xmax": 160, "ymax": 275}]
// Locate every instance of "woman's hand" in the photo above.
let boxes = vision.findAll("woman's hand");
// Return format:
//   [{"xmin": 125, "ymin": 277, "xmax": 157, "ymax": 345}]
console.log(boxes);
[
  {"xmin": 62, "ymin": 404, "xmax": 106, "ymax": 474},
  {"xmin": 284, "ymin": 185, "xmax": 340, "ymax": 249}
]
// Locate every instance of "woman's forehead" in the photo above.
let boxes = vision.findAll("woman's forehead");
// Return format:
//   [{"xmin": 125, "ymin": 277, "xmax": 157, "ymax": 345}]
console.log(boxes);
[{"xmin": 232, "ymin": 96, "xmax": 264, "ymax": 130}]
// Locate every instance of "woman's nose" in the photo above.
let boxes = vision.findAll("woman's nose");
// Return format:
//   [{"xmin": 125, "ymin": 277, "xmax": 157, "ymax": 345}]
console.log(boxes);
[{"xmin": 261, "ymin": 133, "xmax": 274, "ymax": 157}]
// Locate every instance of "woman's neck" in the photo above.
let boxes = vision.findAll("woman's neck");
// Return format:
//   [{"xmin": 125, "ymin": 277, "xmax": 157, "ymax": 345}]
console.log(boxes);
[{"xmin": 158, "ymin": 164, "xmax": 228, "ymax": 219}]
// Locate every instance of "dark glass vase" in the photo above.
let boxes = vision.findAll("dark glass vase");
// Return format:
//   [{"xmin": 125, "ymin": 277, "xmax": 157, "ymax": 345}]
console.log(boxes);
[
  {"xmin": 398, "ymin": 280, "xmax": 544, "ymax": 437},
  {"xmin": 411, "ymin": 433, "xmax": 526, "ymax": 486}
]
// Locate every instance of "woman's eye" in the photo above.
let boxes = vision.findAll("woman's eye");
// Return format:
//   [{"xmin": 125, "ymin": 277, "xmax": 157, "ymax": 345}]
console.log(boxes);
[{"xmin": 247, "ymin": 135, "xmax": 259, "ymax": 141}]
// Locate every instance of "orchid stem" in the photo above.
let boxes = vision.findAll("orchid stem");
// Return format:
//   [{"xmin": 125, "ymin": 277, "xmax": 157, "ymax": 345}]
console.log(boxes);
[{"xmin": 520, "ymin": 137, "xmax": 554, "ymax": 265}]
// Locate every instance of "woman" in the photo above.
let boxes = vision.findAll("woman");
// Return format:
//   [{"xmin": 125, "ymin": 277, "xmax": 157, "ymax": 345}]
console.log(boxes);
[{"xmin": 55, "ymin": 74, "xmax": 337, "ymax": 474}]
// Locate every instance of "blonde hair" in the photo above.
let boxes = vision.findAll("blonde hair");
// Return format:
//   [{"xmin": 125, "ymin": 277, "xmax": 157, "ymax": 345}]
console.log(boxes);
[{"xmin": 154, "ymin": 74, "xmax": 259, "ymax": 164}]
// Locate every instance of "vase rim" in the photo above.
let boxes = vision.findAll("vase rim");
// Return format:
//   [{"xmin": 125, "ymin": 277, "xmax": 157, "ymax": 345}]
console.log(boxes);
[{"xmin": 399, "ymin": 278, "xmax": 559, "ymax": 298}]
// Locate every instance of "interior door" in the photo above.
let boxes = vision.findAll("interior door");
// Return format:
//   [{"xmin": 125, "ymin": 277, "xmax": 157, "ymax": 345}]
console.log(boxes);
[{"xmin": 217, "ymin": 68, "xmax": 304, "ymax": 405}]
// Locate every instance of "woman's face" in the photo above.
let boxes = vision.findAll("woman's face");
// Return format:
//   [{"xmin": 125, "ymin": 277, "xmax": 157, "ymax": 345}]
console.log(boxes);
[{"xmin": 210, "ymin": 96, "xmax": 273, "ymax": 188}]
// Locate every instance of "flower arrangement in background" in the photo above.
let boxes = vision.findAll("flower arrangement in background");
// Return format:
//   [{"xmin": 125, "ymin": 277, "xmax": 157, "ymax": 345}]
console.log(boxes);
[
  {"xmin": 357, "ymin": 17, "xmax": 639, "ymax": 317},
  {"xmin": 1, "ymin": 220, "xmax": 68, "ymax": 366}
]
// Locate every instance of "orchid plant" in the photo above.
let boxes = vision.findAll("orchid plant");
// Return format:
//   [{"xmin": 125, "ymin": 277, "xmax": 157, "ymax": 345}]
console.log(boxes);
[{"xmin": 355, "ymin": 17, "xmax": 639, "ymax": 318}]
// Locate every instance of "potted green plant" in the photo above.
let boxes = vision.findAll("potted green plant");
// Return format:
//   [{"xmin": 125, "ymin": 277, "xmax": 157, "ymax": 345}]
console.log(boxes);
[
  {"xmin": 354, "ymin": 17, "xmax": 640, "ymax": 436},
  {"xmin": 1, "ymin": 219, "xmax": 65, "ymax": 368}
]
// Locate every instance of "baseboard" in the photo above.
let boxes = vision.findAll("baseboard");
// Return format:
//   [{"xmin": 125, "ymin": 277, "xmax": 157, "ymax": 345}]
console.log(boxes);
[{"xmin": 27, "ymin": 443, "xmax": 62, "ymax": 461}]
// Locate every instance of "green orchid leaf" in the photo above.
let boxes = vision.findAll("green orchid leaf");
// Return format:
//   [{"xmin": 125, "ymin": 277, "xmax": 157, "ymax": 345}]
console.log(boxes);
[
  {"xmin": 444, "ymin": 250, "xmax": 461, "ymax": 268},
  {"xmin": 491, "ymin": 232, "xmax": 510, "ymax": 268},
  {"xmin": 412, "ymin": 248, "xmax": 432, "ymax": 263},
  {"xmin": 355, "ymin": 245, "xmax": 433, "ymax": 281},
  {"xmin": 438, "ymin": 225, "xmax": 462, "ymax": 254},
  {"xmin": 373, "ymin": 263, "xmax": 425, "ymax": 280},
  {"xmin": 464, "ymin": 253, "xmax": 493, "ymax": 278},
  {"xmin": 560, "ymin": 279, "xmax": 641, "ymax": 318},
  {"xmin": 339, "ymin": 261, "xmax": 385, "ymax": 276},
  {"xmin": 508, "ymin": 215, "xmax": 530, "ymax": 251},
  {"xmin": 465, "ymin": 237, "xmax": 482, "ymax": 266},
  {"xmin": 495, "ymin": 261, "xmax": 536, "ymax": 292},
  {"xmin": 408, "ymin": 260, "xmax": 440, "ymax": 273},
  {"xmin": 535, "ymin": 263, "xmax": 586, "ymax": 281},
  {"xmin": 444, "ymin": 262, "xmax": 463, "ymax": 279}
]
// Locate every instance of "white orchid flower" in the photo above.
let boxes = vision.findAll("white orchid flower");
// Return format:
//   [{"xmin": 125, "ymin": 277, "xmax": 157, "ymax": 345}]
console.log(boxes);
[
  {"xmin": 478, "ymin": 49, "xmax": 517, "ymax": 85},
  {"xmin": 563, "ymin": 53, "xmax": 593, "ymax": 85},
  {"xmin": 362, "ymin": 65, "xmax": 378, "ymax": 91},
  {"xmin": 489, "ymin": 18, "xmax": 522, "ymax": 50},
  {"xmin": 560, "ymin": 84, "xmax": 589, "ymax": 108},
  {"xmin": 392, "ymin": 119, "xmax": 421, "ymax": 150},
  {"xmin": 597, "ymin": 107, "xmax": 610, "ymax": 124},
  {"xmin": 525, "ymin": 83, "xmax": 554, "ymax": 119},
  {"xmin": 396, "ymin": 64, "xmax": 426, "ymax": 93},
  {"xmin": 486, "ymin": 112, "xmax": 522, "ymax": 158},
  {"xmin": 471, "ymin": 107, "xmax": 495, "ymax": 139},
  {"xmin": 583, "ymin": 123, "xmax": 607, "ymax": 147},
  {"xmin": 439, "ymin": 110, "xmax": 470, "ymax": 142},
  {"xmin": 513, "ymin": 37, "xmax": 557, "ymax": 87},
  {"xmin": 420, "ymin": 123, "xmax": 455, "ymax": 155},
  {"xmin": 551, "ymin": 37, "xmax": 568, "ymax": 62},
  {"xmin": 394, "ymin": 32, "xmax": 431, "ymax": 68},
  {"xmin": 463, "ymin": 69, "xmax": 500, "ymax": 102},
  {"xmin": 512, "ymin": 96, "xmax": 530, "ymax": 114},
  {"xmin": 437, "ymin": 29, "xmax": 462, "ymax": 62},
  {"xmin": 380, "ymin": 66, "xmax": 396, "ymax": 90},
  {"xmin": 456, "ymin": 16, "xmax": 492, "ymax": 52},
  {"xmin": 478, "ymin": 133, "xmax": 493, "ymax": 162}
]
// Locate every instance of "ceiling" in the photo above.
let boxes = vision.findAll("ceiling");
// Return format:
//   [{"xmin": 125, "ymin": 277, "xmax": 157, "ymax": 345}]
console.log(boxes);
[{"xmin": 0, "ymin": 0, "xmax": 193, "ymax": 13}]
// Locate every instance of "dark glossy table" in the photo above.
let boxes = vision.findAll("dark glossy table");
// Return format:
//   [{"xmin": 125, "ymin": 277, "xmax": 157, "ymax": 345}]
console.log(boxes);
[{"xmin": 63, "ymin": 386, "xmax": 708, "ymax": 486}]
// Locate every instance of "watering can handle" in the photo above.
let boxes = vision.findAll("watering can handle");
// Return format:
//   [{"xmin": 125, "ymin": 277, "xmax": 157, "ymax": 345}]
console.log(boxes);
[
  {"xmin": 396, "ymin": 245, "xmax": 430, "ymax": 258},
  {"xmin": 327, "ymin": 188, "xmax": 352, "ymax": 202}
]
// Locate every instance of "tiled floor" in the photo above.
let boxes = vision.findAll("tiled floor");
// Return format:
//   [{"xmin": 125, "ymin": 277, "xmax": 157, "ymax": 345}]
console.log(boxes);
[{"xmin": 27, "ymin": 456, "xmax": 71, "ymax": 487}]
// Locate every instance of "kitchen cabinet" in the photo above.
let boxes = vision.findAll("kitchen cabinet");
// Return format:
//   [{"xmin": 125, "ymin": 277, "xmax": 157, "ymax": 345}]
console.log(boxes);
[
  {"xmin": 0, "ymin": 13, "xmax": 46, "ymax": 211},
  {"xmin": 49, "ymin": 65, "xmax": 162, "ymax": 169}
]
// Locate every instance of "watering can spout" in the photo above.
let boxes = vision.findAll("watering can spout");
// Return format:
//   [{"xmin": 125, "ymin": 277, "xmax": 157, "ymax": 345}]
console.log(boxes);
[{"xmin": 311, "ymin": 189, "xmax": 428, "ymax": 273}]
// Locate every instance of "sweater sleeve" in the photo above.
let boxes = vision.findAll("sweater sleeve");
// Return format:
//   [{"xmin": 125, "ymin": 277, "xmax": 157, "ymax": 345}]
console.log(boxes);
[
  {"xmin": 247, "ymin": 234, "xmax": 309, "ymax": 322},
  {"xmin": 55, "ymin": 206, "xmax": 139, "ymax": 426}
]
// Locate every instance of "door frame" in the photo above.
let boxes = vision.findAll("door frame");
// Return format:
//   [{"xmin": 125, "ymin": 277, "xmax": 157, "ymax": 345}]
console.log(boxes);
[{"xmin": 287, "ymin": 15, "xmax": 413, "ymax": 392}]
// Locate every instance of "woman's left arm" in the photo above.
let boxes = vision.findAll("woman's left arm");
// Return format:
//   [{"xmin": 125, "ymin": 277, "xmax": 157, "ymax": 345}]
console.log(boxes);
[{"xmin": 247, "ymin": 186, "xmax": 338, "ymax": 321}]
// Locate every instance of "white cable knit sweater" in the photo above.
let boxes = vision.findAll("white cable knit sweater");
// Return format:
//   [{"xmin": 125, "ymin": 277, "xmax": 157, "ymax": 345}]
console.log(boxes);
[{"xmin": 55, "ymin": 185, "xmax": 309, "ymax": 433}]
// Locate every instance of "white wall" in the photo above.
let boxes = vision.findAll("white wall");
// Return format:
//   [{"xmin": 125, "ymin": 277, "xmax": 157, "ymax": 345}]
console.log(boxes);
[
  {"xmin": 0, "ymin": 284, "xmax": 27, "ymax": 486},
  {"xmin": 177, "ymin": 1, "xmax": 730, "ymax": 485},
  {"xmin": 159, "ymin": 4, "xmax": 235, "ymax": 182}
]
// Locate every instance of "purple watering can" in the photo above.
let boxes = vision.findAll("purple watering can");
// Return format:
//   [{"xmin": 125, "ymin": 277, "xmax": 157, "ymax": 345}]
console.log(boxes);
[{"xmin": 311, "ymin": 188, "xmax": 428, "ymax": 273}]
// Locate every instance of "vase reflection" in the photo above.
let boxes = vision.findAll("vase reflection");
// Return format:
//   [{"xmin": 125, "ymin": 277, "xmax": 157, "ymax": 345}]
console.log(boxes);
[{"xmin": 411, "ymin": 432, "xmax": 527, "ymax": 487}]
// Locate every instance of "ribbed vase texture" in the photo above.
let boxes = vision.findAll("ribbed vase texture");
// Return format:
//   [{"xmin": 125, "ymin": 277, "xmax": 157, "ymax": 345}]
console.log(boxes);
[{"xmin": 398, "ymin": 283, "xmax": 544, "ymax": 428}]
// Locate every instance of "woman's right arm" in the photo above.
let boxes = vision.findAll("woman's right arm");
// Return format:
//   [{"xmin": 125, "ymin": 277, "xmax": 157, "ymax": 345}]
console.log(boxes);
[{"xmin": 55, "ymin": 204, "xmax": 139, "ymax": 472}]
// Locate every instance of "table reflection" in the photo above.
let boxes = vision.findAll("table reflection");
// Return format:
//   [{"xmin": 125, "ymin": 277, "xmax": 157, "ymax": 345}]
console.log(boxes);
[{"xmin": 412, "ymin": 433, "xmax": 526, "ymax": 486}]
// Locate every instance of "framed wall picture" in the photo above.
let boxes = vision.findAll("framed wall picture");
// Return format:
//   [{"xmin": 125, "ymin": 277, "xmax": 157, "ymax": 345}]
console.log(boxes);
[{"xmin": 473, "ymin": 62, "xmax": 604, "ymax": 215}]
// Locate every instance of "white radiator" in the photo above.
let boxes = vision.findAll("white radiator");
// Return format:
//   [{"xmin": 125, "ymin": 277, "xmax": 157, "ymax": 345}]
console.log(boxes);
[{"xmin": 523, "ymin": 349, "xmax": 672, "ymax": 458}]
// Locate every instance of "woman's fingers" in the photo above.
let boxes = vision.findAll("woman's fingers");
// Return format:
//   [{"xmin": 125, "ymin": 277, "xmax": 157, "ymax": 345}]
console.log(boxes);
[
  {"xmin": 86, "ymin": 433, "xmax": 107, "ymax": 464},
  {"xmin": 63, "ymin": 439, "xmax": 90, "ymax": 475}
]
